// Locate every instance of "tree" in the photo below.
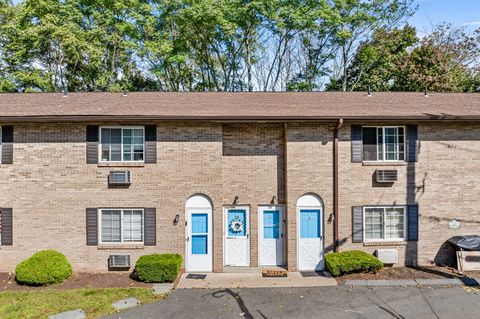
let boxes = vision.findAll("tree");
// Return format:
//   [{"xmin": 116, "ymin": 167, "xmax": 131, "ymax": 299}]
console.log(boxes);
[
  {"xmin": 326, "ymin": 25, "xmax": 417, "ymax": 91},
  {"xmin": 397, "ymin": 23, "xmax": 480, "ymax": 92},
  {"xmin": 329, "ymin": 0, "xmax": 416, "ymax": 91}
]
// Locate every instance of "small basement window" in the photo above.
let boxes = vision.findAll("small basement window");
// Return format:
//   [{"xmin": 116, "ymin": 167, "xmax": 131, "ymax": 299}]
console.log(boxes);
[
  {"xmin": 363, "ymin": 126, "xmax": 405, "ymax": 161},
  {"xmin": 100, "ymin": 127, "xmax": 144, "ymax": 162},
  {"xmin": 100, "ymin": 209, "xmax": 144, "ymax": 244}
]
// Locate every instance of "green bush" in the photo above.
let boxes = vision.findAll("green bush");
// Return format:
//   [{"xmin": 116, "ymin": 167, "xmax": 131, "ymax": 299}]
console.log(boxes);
[
  {"xmin": 15, "ymin": 250, "xmax": 72, "ymax": 286},
  {"xmin": 135, "ymin": 254, "xmax": 183, "ymax": 283},
  {"xmin": 325, "ymin": 250, "xmax": 383, "ymax": 277}
]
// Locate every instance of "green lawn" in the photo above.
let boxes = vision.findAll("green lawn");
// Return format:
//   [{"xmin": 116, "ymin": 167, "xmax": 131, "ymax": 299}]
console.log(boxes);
[{"xmin": 0, "ymin": 288, "xmax": 159, "ymax": 319}]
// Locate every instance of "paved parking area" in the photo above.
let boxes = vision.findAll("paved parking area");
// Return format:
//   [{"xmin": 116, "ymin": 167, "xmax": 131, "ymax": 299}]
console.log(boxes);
[{"xmin": 103, "ymin": 285, "xmax": 480, "ymax": 319}]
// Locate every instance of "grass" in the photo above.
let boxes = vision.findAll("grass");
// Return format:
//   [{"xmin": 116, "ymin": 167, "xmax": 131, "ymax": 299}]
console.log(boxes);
[{"xmin": 0, "ymin": 288, "xmax": 159, "ymax": 319}]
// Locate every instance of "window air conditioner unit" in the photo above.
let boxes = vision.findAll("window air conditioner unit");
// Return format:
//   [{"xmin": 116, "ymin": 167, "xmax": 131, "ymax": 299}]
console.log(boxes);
[
  {"xmin": 108, "ymin": 171, "xmax": 132, "ymax": 185},
  {"xmin": 109, "ymin": 254, "xmax": 131, "ymax": 268},
  {"xmin": 375, "ymin": 170, "xmax": 397, "ymax": 183},
  {"xmin": 375, "ymin": 249, "xmax": 398, "ymax": 265}
]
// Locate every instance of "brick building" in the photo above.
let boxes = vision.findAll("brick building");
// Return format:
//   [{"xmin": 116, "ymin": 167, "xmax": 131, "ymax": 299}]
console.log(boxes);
[{"xmin": 0, "ymin": 92, "xmax": 479, "ymax": 272}]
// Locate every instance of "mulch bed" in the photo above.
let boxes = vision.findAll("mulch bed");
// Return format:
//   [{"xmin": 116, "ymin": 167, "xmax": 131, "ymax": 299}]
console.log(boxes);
[
  {"xmin": 1, "ymin": 272, "xmax": 153, "ymax": 292},
  {"xmin": 334, "ymin": 266, "xmax": 468, "ymax": 284}
]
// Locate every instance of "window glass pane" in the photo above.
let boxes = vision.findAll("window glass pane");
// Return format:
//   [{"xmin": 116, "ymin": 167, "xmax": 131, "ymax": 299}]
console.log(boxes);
[
  {"xmin": 123, "ymin": 210, "xmax": 143, "ymax": 242},
  {"xmin": 264, "ymin": 211, "xmax": 279, "ymax": 239},
  {"xmin": 191, "ymin": 214, "xmax": 208, "ymax": 234},
  {"xmin": 300, "ymin": 209, "xmax": 320, "ymax": 238},
  {"xmin": 110, "ymin": 129, "xmax": 122, "ymax": 161},
  {"xmin": 101, "ymin": 210, "xmax": 121, "ymax": 242},
  {"xmin": 386, "ymin": 208, "xmax": 404, "ymax": 239},
  {"xmin": 227, "ymin": 209, "xmax": 247, "ymax": 237},
  {"xmin": 364, "ymin": 208, "xmax": 383, "ymax": 239},
  {"xmin": 192, "ymin": 235, "xmax": 208, "ymax": 254},
  {"xmin": 101, "ymin": 129, "xmax": 111, "ymax": 161},
  {"xmin": 362, "ymin": 127, "xmax": 378, "ymax": 161},
  {"xmin": 101, "ymin": 127, "xmax": 144, "ymax": 162}
]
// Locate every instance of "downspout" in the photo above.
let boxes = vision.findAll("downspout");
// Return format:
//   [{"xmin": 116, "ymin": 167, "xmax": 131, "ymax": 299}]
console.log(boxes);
[{"xmin": 333, "ymin": 118, "xmax": 343, "ymax": 252}]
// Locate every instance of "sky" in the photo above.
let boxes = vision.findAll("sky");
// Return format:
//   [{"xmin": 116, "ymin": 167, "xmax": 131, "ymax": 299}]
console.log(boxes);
[{"xmin": 411, "ymin": 0, "xmax": 480, "ymax": 33}]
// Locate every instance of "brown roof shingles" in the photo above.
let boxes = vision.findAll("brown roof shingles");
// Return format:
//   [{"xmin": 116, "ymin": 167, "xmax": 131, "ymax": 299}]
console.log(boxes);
[{"xmin": 0, "ymin": 92, "xmax": 479, "ymax": 121}]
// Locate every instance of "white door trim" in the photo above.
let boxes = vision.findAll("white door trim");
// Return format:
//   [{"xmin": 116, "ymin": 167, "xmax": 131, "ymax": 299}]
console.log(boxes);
[
  {"xmin": 185, "ymin": 195, "xmax": 213, "ymax": 272},
  {"xmin": 258, "ymin": 205, "xmax": 285, "ymax": 266},
  {"xmin": 224, "ymin": 206, "xmax": 250, "ymax": 267},
  {"xmin": 296, "ymin": 204, "xmax": 324, "ymax": 271}
]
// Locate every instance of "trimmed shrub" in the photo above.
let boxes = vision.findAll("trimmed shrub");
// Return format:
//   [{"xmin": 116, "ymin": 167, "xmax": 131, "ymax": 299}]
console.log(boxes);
[
  {"xmin": 325, "ymin": 250, "xmax": 383, "ymax": 277},
  {"xmin": 15, "ymin": 250, "xmax": 72, "ymax": 286},
  {"xmin": 135, "ymin": 254, "xmax": 183, "ymax": 283}
]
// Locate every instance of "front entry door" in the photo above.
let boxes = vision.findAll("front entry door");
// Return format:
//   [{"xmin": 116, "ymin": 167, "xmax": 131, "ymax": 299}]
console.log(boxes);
[
  {"xmin": 298, "ymin": 208, "xmax": 323, "ymax": 271},
  {"xmin": 187, "ymin": 209, "xmax": 212, "ymax": 272},
  {"xmin": 258, "ymin": 206, "xmax": 285, "ymax": 266},
  {"xmin": 224, "ymin": 207, "xmax": 250, "ymax": 266}
]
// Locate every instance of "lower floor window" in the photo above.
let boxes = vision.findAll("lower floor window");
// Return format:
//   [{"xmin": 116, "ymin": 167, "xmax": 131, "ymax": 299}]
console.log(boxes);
[
  {"xmin": 100, "ymin": 209, "xmax": 144, "ymax": 243},
  {"xmin": 364, "ymin": 206, "xmax": 405, "ymax": 241}
]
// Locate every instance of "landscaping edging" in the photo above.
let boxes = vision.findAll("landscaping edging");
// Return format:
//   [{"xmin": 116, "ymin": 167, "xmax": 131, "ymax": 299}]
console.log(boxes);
[{"xmin": 341, "ymin": 277, "xmax": 480, "ymax": 287}]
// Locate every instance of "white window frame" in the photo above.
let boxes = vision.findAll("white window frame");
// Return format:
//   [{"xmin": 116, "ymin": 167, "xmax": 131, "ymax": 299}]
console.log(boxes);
[
  {"xmin": 363, "ymin": 206, "xmax": 406, "ymax": 242},
  {"xmin": 363, "ymin": 126, "xmax": 405, "ymax": 162},
  {"xmin": 99, "ymin": 126, "xmax": 145, "ymax": 163},
  {"xmin": 98, "ymin": 208, "xmax": 145, "ymax": 244}
]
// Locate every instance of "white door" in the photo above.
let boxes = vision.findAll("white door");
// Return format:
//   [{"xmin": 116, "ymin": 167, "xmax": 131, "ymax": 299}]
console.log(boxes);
[
  {"xmin": 186, "ymin": 195, "xmax": 213, "ymax": 272},
  {"xmin": 224, "ymin": 206, "xmax": 250, "ymax": 266},
  {"xmin": 297, "ymin": 194, "xmax": 323, "ymax": 271},
  {"xmin": 258, "ymin": 206, "xmax": 285, "ymax": 266}
]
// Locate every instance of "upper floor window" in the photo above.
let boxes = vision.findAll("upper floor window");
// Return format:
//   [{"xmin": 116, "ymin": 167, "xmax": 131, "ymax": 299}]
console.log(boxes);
[
  {"xmin": 363, "ymin": 126, "xmax": 405, "ymax": 161},
  {"xmin": 100, "ymin": 209, "xmax": 144, "ymax": 243},
  {"xmin": 100, "ymin": 127, "xmax": 144, "ymax": 162},
  {"xmin": 364, "ymin": 206, "xmax": 405, "ymax": 242}
]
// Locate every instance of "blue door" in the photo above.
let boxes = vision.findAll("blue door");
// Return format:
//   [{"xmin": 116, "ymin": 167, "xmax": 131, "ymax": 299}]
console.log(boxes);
[
  {"xmin": 191, "ymin": 213, "xmax": 208, "ymax": 254},
  {"xmin": 300, "ymin": 210, "xmax": 320, "ymax": 238}
]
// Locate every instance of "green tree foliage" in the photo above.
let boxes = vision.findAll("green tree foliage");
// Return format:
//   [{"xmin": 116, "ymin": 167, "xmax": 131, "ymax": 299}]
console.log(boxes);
[
  {"xmin": 328, "ymin": 23, "xmax": 480, "ymax": 92},
  {"xmin": 1, "ymin": 1, "xmax": 477, "ymax": 92}
]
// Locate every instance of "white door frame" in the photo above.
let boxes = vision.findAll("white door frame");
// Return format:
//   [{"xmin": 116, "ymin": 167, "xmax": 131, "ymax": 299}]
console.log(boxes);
[
  {"xmin": 258, "ymin": 205, "xmax": 285, "ymax": 266},
  {"xmin": 296, "ymin": 194, "xmax": 324, "ymax": 271},
  {"xmin": 223, "ymin": 206, "xmax": 250, "ymax": 267},
  {"xmin": 185, "ymin": 195, "xmax": 213, "ymax": 272}
]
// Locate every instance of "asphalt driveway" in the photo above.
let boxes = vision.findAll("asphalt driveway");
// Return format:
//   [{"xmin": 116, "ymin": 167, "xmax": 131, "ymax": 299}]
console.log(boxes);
[{"xmin": 104, "ymin": 285, "xmax": 480, "ymax": 319}]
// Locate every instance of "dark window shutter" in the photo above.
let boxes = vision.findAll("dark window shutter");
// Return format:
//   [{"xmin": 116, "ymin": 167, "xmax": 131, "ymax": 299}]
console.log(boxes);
[
  {"xmin": 0, "ymin": 208, "xmax": 13, "ymax": 245},
  {"xmin": 144, "ymin": 208, "xmax": 156, "ymax": 246},
  {"xmin": 362, "ymin": 127, "xmax": 377, "ymax": 161},
  {"xmin": 1, "ymin": 126, "xmax": 13, "ymax": 164},
  {"xmin": 86, "ymin": 126, "xmax": 99, "ymax": 164},
  {"xmin": 86, "ymin": 208, "xmax": 98, "ymax": 245},
  {"xmin": 407, "ymin": 125, "xmax": 418, "ymax": 162},
  {"xmin": 352, "ymin": 206, "xmax": 363, "ymax": 243},
  {"xmin": 407, "ymin": 205, "xmax": 419, "ymax": 241},
  {"xmin": 144, "ymin": 125, "xmax": 157, "ymax": 164},
  {"xmin": 351, "ymin": 125, "xmax": 363, "ymax": 163}
]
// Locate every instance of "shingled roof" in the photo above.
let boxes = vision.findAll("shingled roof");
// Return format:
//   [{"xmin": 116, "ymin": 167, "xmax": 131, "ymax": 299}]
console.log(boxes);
[{"xmin": 0, "ymin": 92, "xmax": 479, "ymax": 121}]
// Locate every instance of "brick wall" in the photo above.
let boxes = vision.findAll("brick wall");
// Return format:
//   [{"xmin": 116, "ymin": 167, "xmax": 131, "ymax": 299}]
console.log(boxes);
[{"xmin": 1, "ymin": 121, "xmax": 480, "ymax": 272}]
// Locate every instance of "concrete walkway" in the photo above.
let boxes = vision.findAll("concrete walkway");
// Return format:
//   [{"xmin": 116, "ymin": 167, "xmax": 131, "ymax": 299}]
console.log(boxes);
[{"xmin": 177, "ymin": 271, "xmax": 337, "ymax": 289}]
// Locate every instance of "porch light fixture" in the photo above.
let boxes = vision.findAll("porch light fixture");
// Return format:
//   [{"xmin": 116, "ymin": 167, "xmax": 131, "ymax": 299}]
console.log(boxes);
[
  {"xmin": 328, "ymin": 213, "xmax": 335, "ymax": 224},
  {"xmin": 270, "ymin": 196, "xmax": 277, "ymax": 205},
  {"xmin": 173, "ymin": 214, "xmax": 180, "ymax": 226},
  {"xmin": 233, "ymin": 196, "xmax": 239, "ymax": 206}
]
